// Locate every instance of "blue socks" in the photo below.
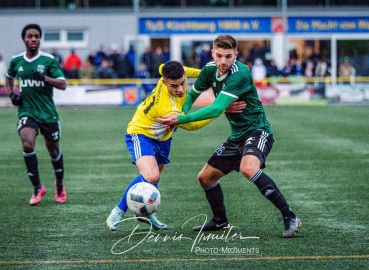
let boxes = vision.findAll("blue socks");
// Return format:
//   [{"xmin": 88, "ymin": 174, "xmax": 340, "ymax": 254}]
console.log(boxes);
[{"xmin": 117, "ymin": 175, "xmax": 158, "ymax": 212}]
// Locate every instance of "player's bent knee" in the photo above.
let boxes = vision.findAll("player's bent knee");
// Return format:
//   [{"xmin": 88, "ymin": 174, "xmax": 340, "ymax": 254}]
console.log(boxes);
[
  {"xmin": 240, "ymin": 166, "xmax": 258, "ymax": 180},
  {"xmin": 198, "ymin": 174, "xmax": 217, "ymax": 187},
  {"xmin": 143, "ymin": 173, "xmax": 161, "ymax": 184},
  {"xmin": 22, "ymin": 142, "xmax": 35, "ymax": 152}
]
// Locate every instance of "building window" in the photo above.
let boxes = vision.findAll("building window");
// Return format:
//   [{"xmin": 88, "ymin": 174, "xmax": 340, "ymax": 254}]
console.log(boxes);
[
  {"xmin": 44, "ymin": 32, "xmax": 60, "ymax": 41},
  {"xmin": 42, "ymin": 29, "xmax": 88, "ymax": 49},
  {"xmin": 67, "ymin": 32, "xmax": 84, "ymax": 41}
]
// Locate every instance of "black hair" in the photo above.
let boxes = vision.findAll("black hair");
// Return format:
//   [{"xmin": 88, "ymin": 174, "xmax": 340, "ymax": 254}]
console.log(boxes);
[
  {"xmin": 21, "ymin": 24, "xmax": 42, "ymax": 39},
  {"xmin": 162, "ymin": 61, "xmax": 185, "ymax": 80}
]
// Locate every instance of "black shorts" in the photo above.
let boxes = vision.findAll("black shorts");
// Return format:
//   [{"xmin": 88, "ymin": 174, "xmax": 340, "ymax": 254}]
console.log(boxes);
[
  {"xmin": 17, "ymin": 116, "xmax": 61, "ymax": 142},
  {"xmin": 207, "ymin": 130, "xmax": 274, "ymax": 175}
]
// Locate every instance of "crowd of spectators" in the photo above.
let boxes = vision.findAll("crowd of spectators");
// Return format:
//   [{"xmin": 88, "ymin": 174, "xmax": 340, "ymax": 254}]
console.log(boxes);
[
  {"xmin": 0, "ymin": 43, "xmax": 362, "ymax": 99},
  {"xmin": 19, "ymin": 43, "xmax": 360, "ymax": 86}
]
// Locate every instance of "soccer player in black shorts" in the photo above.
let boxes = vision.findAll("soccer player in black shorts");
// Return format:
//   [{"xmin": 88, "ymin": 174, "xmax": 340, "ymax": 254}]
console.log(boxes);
[
  {"xmin": 158, "ymin": 34, "xmax": 302, "ymax": 238},
  {"xmin": 6, "ymin": 24, "xmax": 67, "ymax": 205}
]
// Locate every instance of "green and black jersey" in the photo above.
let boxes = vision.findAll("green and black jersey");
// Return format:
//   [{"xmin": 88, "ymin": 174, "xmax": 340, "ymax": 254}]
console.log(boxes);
[
  {"xmin": 179, "ymin": 60, "xmax": 272, "ymax": 141},
  {"xmin": 7, "ymin": 51, "xmax": 65, "ymax": 123}
]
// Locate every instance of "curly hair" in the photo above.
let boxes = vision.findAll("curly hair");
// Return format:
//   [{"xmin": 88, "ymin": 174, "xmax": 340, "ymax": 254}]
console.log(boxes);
[{"xmin": 21, "ymin": 24, "xmax": 42, "ymax": 39}]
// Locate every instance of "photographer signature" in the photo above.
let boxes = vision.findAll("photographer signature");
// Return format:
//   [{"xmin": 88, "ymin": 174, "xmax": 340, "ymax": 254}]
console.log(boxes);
[{"xmin": 111, "ymin": 214, "xmax": 259, "ymax": 255}]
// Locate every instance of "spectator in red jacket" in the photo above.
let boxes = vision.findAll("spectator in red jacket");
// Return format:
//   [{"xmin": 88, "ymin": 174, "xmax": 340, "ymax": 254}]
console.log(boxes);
[{"xmin": 64, "ymin": 49, "xmax": 82, "ymax": 78}]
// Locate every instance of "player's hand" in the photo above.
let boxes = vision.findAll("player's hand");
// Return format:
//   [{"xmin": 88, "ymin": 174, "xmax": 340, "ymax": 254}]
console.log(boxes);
[
  {"xmin": 9, "ymin": 92, "xmax": 22, "ymax": 106},
  {"xmin": 163, "ymin": 124, "xmax": 178, "ymax": 132},
  {"xmin": 32, "ymin": 70, "xmax": 45, "ymax": 81},
  {"xmin": 226, "ymin": 101, "xmax": 247, "ymax": 113},
  {"xmin": 157, "ymin": 114, "xmax": 179, "ymax": 125}
]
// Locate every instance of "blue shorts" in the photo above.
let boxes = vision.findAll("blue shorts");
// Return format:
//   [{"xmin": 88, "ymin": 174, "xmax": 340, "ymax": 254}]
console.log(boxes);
[{"xmin": 125, "ymin": 133, "xmax": 172, "ymax": 165}]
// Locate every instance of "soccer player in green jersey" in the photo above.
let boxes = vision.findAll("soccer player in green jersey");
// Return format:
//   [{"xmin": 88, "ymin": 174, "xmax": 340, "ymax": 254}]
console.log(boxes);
[
  {"xmin": 157, "ymin": 35, "xmax": 302, "ymax": 238},
  {"xmin": 6, "ymin": 24, "xmax": 67, "ymax": 206}
]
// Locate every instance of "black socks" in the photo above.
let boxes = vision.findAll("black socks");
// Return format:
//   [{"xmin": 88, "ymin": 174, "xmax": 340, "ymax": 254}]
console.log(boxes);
[
  {"xmin": 203, "ymin": 182, "xmax": 228, "ymax": 223},
  {"xmin": 23, "ymin": 151, "xmax": 41, "ymax": 195},
  {"xmin": 52, "ymin": 152, "xmax": 64, "ymax": 194},
  {"xmin": 250, "ymin": 169, "xmax": 295, "ymax": 219}
]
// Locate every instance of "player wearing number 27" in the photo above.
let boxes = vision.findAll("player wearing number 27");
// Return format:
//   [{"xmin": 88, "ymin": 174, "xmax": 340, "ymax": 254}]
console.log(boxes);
[
  {"xmin": 157, "ymin": 35, "xmax": 302, "ymax": 238},
  {"xmin": 106, "ymin": 61, "xmax": 245, "ymax": 231},
  {"xmin": 6, "ymin": 24, "xmax": 67, "ymax": 206}
]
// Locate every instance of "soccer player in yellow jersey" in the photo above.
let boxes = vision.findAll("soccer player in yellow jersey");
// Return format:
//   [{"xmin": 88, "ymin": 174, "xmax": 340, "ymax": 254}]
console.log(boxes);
[{"xmin": 106, "ymin": 61, "xmax": 245, "ymax": 231}]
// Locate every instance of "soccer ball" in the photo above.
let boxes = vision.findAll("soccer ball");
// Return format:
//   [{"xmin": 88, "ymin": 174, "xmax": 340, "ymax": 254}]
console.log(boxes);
[{"xmin": 126, "ymin": 182, "xmax": 161, "ymax": 216}]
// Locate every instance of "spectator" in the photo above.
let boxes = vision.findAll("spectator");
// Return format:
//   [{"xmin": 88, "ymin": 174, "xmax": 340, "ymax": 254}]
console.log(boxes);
[
  {"xmin": 280, "ymin": 60, "xmax": 292, "ymax": 77},
  {"xmin": 141, "ymin": 46, "xmax": 153, "ymax": 77},
  {"xmin": 50, "ymin": 48, "xmax": 63, "ymax": 66},
  {"xmin": 126, "ymin": 44, "xmax": 136, "ymax": 77},
  {"xmin": 294, "ymin": 58, "xmax": 303, "ymax": 76},
  {"xmin": 266, "ymin": 59, "xmax": 280, "ymax": 77},
  {"xmin": 93, "ymin": 44, "xmax": 107, "ymax": 68},
  {"xmin": 199, "ymin": 43, "xmax": 212, "ymax": 68},
  {"xmin": 163, "ymin": 46, "xmax": 170, "ymax": 62},
  {"xmin": 0, "ymin": 54, "xmax": 7, "ymax": 84},
  {"xmin": 64, "ymin": 49, "xmax": 82, "ymax": 79},
  {"xmin": 338, "ymin": 56, "xmax": 355, "ymax": 84},
  {"xmin": 106, "ymin": 44, "xmax": 120, "ymax": 75},
  {"xmin": 95, "ymin": 58, "xmax": 117, "ymax": 79},
  {"xmin": 315, "ymin": 57, "xmax": 328, "ymax": 77},
  {"xmin": 251, "ymin": 58, "xmax": 267, "ymax": 84},
  {"xmin": 249, "ymin": 43, "xmax": 267, "ymax": 63},
  {"xmin": 151, "ymin": 46, "xmax": 165, "ymax": 78},
  {"xmin": 116, "ymin": 49, "xmax": 133, "ymax": 79},
  {"xmin": 87, "ymin": 50, "xmax": 96, "ymax": 66},
  {"xmin": 134, "ymin": 62, "xmax": 155, "ymax": 97},
  {"xmin": 79, "ymin": 58, "xmax": 95, "ymax": 80},
  {"xmin": 181, "ymin": 51, "xmax": 189, "ymax": 67},
  {"xmin": 188, "ymin": 47, "xmax": 200, "ymax": 68},
  {"xmin": 304, "ymin": 60, "xmax": 315, "ymax": 78},
  {"xmin": 351, "ymin": 48, "xmax": 363, "ymax": 76}
]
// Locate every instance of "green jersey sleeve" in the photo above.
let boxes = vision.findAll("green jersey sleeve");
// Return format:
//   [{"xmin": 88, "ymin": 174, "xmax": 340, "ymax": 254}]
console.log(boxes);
[
  {"xmin": 178, "ymin": 93, "xmax": 234, "ymax": 124},
  {"xmin": 182, "ymin": 89, "xmax": 201, "ymax": 114},
  {"xmin": 48, "ymin": 57, "xmax": 65, "ymax": 79}
]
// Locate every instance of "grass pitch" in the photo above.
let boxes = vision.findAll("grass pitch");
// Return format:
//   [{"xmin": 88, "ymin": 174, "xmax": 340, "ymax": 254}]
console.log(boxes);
[{"xmin": 0, "ymin": 105, "xmax": 368, "ymax": 269}]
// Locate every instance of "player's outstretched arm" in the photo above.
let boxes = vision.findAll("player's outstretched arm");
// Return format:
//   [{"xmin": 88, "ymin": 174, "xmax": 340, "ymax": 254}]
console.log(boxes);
[
  {"xmin": 180, "ymin": 93, "xmax": 235, "ymax": 124},
  {"xmin": 182, "ymin": 89, "xmax": 201, "ymax": 114}
]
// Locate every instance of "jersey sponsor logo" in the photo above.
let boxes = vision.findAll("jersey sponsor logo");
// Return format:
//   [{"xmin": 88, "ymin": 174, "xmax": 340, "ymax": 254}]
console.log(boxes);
[
  {"xmin": 213, "ymin": 82, "xmax": 216, "ymax": 88},
  {"xmin": 37, "ymin": 65, "xmax": 45, "ymax": 73},
  {"xmin": 18, "ymin": 66, "xmax": 24, "ymax": 72},
  {"xmin": 20, "ymin": 79, "xmax": 45, "ymax": 87}
]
